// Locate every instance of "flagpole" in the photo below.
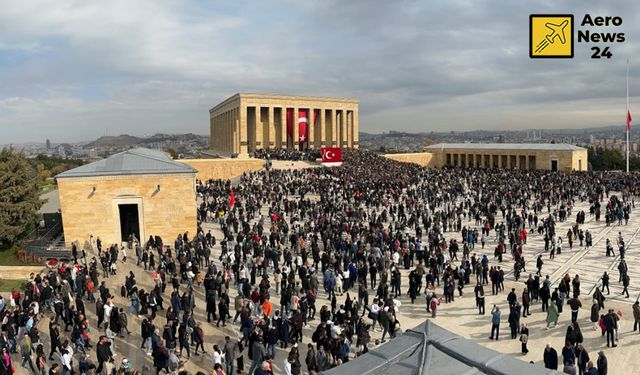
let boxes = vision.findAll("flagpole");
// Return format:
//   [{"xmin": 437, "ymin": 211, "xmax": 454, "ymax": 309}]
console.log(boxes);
[{"xmin": 627, "ymin": 58, "xmax": 630, "ymax": 174}]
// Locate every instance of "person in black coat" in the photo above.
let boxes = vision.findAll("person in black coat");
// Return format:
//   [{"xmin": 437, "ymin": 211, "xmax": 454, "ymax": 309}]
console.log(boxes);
[
  {"xmin": 543, "ymin": 344, "xmax": 558, "ymax": 370},
  {"xmin": 153, "ymin": 342, "xmax": 169, "ymax": 373},
  {"xmin": 217, "ymin": 298, "xmax": 229, "ymax": 327},
  {"xmin": 596, "ymin": 350, "xmax": 607, "ymax": 375},
  {"xmin": 95, "ymin": 336, "xmax": 112, "ymax": 374},
  {"xmin": 206, "ymin": 290, "xmax": 217, "ymax": 323}
]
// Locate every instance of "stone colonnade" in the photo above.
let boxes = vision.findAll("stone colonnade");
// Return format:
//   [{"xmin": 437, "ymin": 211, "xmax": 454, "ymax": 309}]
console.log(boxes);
[
  {"xmin": 444, "ymin": 152, "xmax": 537, "ymax": 170},
  {"xmin": 210, "ymin": 94, "xmax": 359, "ymax": 155}
]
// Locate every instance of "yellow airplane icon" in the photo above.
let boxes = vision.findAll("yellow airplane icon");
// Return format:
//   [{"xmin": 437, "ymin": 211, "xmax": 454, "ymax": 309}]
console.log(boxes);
[{"xmin": 535, "ymin": 20, "xmax": 569, "ymax": 53}]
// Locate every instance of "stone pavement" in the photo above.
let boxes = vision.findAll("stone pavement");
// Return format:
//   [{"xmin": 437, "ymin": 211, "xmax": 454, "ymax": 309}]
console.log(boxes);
[{"xmin": 22, "ymin": 193, "xmax": 640, "ymax": 375}]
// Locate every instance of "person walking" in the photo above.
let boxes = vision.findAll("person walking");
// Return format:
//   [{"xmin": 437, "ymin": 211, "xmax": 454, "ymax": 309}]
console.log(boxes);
[
  {"xmin": 633, "ymin": 300, "xmax": 640, "ymax": 333},
  {"xmin": 508, "ymin": 306, "xmax": 519, "ymax": 339},
  {"xmin": 489, "ymin": 305, "xmax": 501, "ymax": 340},
  {"xmin": 601, "ymin": 272, "xmax": 610, "ymax": 295},
  {"xmin": 622, "ymin": 273, "xmax": 630, "ymax": 298},
  {"xmin": 546, "ymin": 301, "xmax": 559, "ymax": 329}
]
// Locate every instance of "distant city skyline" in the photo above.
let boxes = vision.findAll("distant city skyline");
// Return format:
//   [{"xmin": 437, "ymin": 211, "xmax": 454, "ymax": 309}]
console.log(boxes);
[{"xmin": 1, "ymin": 0, "xmax": 640, "ymax": 143}]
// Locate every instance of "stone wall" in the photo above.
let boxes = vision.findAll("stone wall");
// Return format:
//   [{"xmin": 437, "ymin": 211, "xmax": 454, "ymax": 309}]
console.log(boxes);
[
  {"xmin": 384, "ymin": 152, "xmax": 434, "ymax": 167},
  {"xmin": 57, "ymin": 173, "xmax": 197, "ymax": 248},
  {"xmin": 180, "ymin": 159, "xmax": 265, "ymax": 181}
]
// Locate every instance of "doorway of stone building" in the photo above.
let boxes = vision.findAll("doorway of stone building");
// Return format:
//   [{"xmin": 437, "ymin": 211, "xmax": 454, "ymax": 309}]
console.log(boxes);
[
  {"xmin": 551, "ymin": 159, "xmax": 558, "ymax": 172},
  {"xmin": 118, "ymin": 204, "xmax": 140, "ymax": 242}
]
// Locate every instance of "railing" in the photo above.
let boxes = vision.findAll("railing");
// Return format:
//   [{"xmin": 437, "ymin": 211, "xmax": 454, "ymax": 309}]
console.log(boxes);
[{"xmin": 24, "ymin": 223, "xmax": 71, "ymax": 260}]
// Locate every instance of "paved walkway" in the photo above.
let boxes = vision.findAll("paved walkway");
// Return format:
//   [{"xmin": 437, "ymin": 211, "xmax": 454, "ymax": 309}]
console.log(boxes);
[{"xmin": 24, "ymin": 193, "xmax": 640, "ymax": 375}]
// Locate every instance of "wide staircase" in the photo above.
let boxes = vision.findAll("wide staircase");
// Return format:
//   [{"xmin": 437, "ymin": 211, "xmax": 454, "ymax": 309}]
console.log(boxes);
[{"xmin": 23, "ymin": 222, "xmax": 72, "ymax": 261}]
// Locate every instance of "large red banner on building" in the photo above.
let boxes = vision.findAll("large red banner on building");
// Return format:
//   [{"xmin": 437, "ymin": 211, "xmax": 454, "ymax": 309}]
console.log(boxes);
[{"xmin": 298, "ymin": 109, "xmax": 308, "ymax": 147}]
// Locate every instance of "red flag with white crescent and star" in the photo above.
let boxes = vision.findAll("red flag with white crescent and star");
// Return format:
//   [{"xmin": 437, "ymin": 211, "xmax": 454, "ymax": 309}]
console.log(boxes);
[
  {"xmin": 298, "ymin": 109, "xmax": 308, "ymax": 147},
  {"xmin": 627, "ymin": 110, "xmax": 632, "ymax": 133},
  {"xmin": 321, "ymin": 147, "xmax": 342, "ymax": 163}
]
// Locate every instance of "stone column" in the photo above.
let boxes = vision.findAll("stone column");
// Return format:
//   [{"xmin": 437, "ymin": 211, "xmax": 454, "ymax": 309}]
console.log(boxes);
[
  {"xmin": 308, "ymin": 108, "xmax": 315, "ymax": 149},
  {"xmin": 227, "ymin": 111, "xmax": 232, "ymax": 153},
  {"xmin": 221, "ymin": 113, "xmax": 226, "ymax": 152},
  {"xmin": 345, "ymin": 110, "xmax": 351, "ymax": 147},
  {"xmin": 341, "ymin": 110, "xmax": 348, "ymax": 147},
  {"xmin": 319, "ymin": 109, "xmax": 326, "ymax": 147},
  {"xmin": 239, "ymin": 105, "xmax": 248, "ymax": 154},
  {"xmin": 221, "ymin": 112, "xmax": 226, "ymax": 152},
  {"xmin": 525, "ymin": 155, "xmax": 530, "ymax": 170},
  {"xmin": 255, "ymin": 107, "xmax": 263, "ymax": 151},
  {"xmin": 268, "ymin": 107, "xmax": 276, "ymax": 149},
  {"xmin": 352, "ymin": 109, "xmax": 359, "ymax": 149},
  {"xmin": 232, "ymin": 108, "xmax": 240, "ymax": 152},
  {"xmin": 293, "ymin": 108, "xmax": 299, "ymax": 150},
  {"xmin": 281, "ymin": 108, "xmax": 288, "ymax": 149}
]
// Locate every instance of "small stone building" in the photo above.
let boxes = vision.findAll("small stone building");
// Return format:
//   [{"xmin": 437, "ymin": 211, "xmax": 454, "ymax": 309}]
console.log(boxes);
[{"xmin": 56, "ymin": 148, "xmax": 197, "ymax": 248}]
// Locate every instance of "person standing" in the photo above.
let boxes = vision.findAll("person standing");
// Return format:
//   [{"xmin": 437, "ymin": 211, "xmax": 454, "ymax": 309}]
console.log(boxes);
[
  {"xmin": 568, "ymin": 296, "xmax": 582, "ymax": 324},
  {"xmin": 576, "ymin": 344, "xmax": 590, "ymax": 375},
  {"xmin": 223, "ymin": 336, "xmax": 238, "ymax": 375},
  {"xmin": 508, "ymin": 306, "xmax": 518, "ymax": 339},
  {"xmin": 596, "ymin": 351, "xmax": 608, "ymax": 375},
  {"xmin": 522, "ymin": 288, "xmax": 530, "ymax": 317},
  {"xmin": 305, "ymin": 343, "xmax": 316, "ymax": 373},
  {"xmin": 489, "ymin": 305, "xmax": 501, "ymax": 340},
  {"xmin": 519, "ymin": 323, "xmax": 529, "ymax": 354},
  {"xmin": 604, "ymin": 309, "xmax": 617, "ymax": 347},
  {"xmin": 543, "ymin": 344, "xmax": 558, "ymax": 370}
]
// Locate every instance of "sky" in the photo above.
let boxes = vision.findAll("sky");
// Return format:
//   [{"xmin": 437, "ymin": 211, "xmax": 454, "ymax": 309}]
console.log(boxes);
[{"xmin": 1, "ymin": 0, "xmax": 639, "ymax": 143}]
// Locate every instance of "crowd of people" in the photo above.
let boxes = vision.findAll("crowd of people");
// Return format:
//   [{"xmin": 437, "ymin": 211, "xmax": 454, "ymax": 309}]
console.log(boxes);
[
  {"xmin": 4, "ymin": 149, "xmax": 639, "ymax": 375},
  {"xmin": 253, "ymin": 150, "xmax": 320, "ymax": 162}
]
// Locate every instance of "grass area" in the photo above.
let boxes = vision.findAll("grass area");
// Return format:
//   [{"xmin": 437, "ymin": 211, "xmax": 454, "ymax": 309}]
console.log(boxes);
[
  {"xmin": 0, "ymin": 279, "xmax": 27, "ymax": 293},
  {"xmin": 40, "ymin": 178, "xmax": 56, "ymax": 194},
  {"xmin": 0, "ymin": 246, "xmax": 42, "ymax": 266}
]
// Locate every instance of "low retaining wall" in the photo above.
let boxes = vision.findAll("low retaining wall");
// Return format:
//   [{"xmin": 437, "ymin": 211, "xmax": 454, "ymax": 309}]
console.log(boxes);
[
  {"xmin": 0, "ymin": 266, "xmax": 45, "ymax": 280},
  {"xmin": 181, "ymin": 158, "xmax": 265, "ymax": 181},
  {"xmin": 384, "ymin": 152, "xmax": 434, "ymax": 167}
]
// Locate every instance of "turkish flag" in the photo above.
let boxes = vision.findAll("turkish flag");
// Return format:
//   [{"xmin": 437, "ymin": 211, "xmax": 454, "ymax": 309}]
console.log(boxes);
[
  {"xmin": 298, "ymin": 109, "xmax": 308, "ymax": 146},
  {"xmin": 229, "ymin": 189, "xmax": 235, "ymax": 209},
  {"xmin": 321, "ymin": 147, "xmax": 342, "ymax": 163},
  {"xmin": 286, "ymin": 108, "xmax": 294, "ymax": 143},
  {"xmin": 627, "ymin": 110, "xmax": 632, "ymax": 133}
]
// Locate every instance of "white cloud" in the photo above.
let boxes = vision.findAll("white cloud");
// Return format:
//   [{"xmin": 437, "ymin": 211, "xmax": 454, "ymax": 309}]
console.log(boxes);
[{"xmin": 1, "ymin": 0, "xmax": 640, "ymax": 142}]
